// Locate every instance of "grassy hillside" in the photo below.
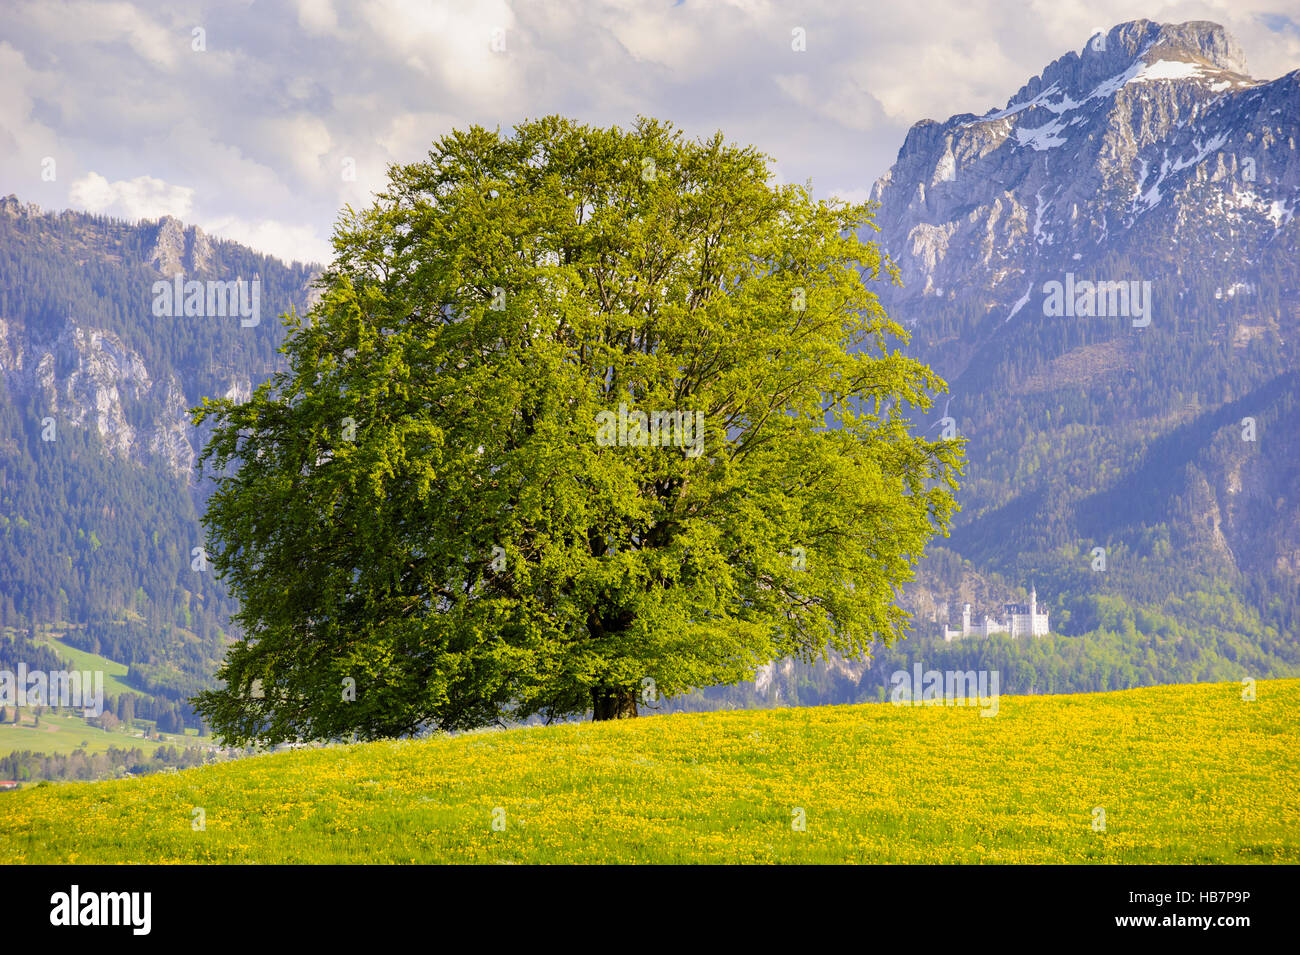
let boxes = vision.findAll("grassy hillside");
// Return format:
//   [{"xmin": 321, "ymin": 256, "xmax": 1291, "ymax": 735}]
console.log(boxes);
[
  {"xmin": 2, "ymin": 680, "xmax": 1296, "ymax": 864},
  {"xmin": 31, "ymin": 632, "xmax": 135, "ymax": 698}
]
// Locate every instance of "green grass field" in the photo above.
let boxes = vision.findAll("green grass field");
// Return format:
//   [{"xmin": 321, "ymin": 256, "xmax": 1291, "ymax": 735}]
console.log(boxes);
[
  {"xmin": 15, "ymin": 629, "xmax": 140, "ymax": 700},
  {"xmin": 0, "ymin": 711, "xmax": 130, "ymax": 757},
  {"xmin": 0, "ymin": 627, "xmax": 208, "ymax": 761},
  {"xmin": 1, "ymin": 679, "xmax": 1296, "ymax": 864},
  {"xmin": 0, "ymin": 710, "xmax": 206, "ymax": 758}
]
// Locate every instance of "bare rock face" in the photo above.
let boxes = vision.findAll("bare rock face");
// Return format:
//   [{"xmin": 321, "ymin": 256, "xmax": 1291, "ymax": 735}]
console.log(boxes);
[
  {"xmin": 1, "ymin": 318, "xmax": 198, "ymax": 479},
  {"xmin": 149, "ymin": 216, "xmax": 188, "ymax": 276},
  {"xmin": 190, "ymin": 225, "xmax": 214, "ymax": 274},
  {"xmin": 869, "ymin": 19, "xmax": 1299, "ymax": 320},
  {"xmin": 148, "ymin": 215, "xmax": 216, "ymax": 277},
  {"xmin": 147, "ymin": 375, "xmax": 197, "ymax": 477},
  {"xmin": 302, "ymin": 271, "xmax": 324, "ymax": 311},
  {"xmin": 0, "ymin": 195, "xmax": 42, "ymax": 219}
]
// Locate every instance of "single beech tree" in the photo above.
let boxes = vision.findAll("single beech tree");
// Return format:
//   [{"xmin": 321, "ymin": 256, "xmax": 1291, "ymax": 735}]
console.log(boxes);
[{"xmin": 192, "ymin": 116, "xmax": 961, "ymax": 744}]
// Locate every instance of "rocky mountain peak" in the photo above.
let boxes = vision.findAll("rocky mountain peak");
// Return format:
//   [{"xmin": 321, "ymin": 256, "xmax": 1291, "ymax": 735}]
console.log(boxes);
[
  {"xmin": 148, "ymin": 215, "xmax": 213, "ymax": 277},
  {"xmin": 868, "ymin": 18, "xmax": 1296, "ymax": 313},
  {"xmin": 999, "ymin": 20, "xmax": 1252, "ymax": 115},
  {"xmin": 0, "ymin": 206, "xmax": 317, "ymax": 485},
  {"xmin": 1131, "ymin": 20, "xmax": 1248, "ymax": 74},
  {"xmin": 0, "ymin": 194, "xmax": 43, "ymax": 219}
]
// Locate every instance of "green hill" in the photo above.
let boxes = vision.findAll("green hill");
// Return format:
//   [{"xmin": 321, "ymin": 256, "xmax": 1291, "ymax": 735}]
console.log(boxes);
[{"xmin": 2, "ymin": 679, "xmax": 1295, "ymax": 864}]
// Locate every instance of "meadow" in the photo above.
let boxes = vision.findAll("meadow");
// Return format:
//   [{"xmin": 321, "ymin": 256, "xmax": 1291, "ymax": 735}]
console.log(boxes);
[
  {"xmin": 0, "ymin": 627, "xmax": 207, "ymax": 763},
  {"xmin": 32, "ymin": 632, "xmax": 137, "ymax": 699},
  {"xmin": 0, "ymin": 710, "xmax": 206, "ymax": 758},
  {"xmin": 1, "ymin": 679, "xmax": 1296, "ymax": 864}
]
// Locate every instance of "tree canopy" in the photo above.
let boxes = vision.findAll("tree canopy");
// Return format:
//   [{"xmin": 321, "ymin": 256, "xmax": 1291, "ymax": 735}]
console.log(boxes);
[{"xmin": 192, "ymin": 115, "xmax": 962, "ymax": 744}]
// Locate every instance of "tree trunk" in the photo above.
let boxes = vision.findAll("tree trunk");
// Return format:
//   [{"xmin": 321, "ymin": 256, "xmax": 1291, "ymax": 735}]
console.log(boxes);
[{"xmin": 592, "ymin": 687, "xmax": 639, "ymax": 721}]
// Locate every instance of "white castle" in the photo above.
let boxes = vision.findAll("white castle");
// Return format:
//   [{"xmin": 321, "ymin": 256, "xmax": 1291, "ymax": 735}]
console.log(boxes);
[{"xmin": 941, "ymin": 586, "xmax": 1050, "ymax": 640}]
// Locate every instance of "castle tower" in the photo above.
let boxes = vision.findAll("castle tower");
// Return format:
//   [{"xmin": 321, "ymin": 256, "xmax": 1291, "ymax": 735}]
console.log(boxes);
[
  {"xmin": 1030, "ymin": 584, "xmax": 1036, "ymax": 623},
  {"xmin": 962, "ymin": 603, "xmax": 971, "ymax": 636}
]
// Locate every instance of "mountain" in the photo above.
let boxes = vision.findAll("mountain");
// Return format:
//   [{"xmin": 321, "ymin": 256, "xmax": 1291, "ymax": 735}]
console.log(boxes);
[
  {"xmin": 871, "ymin": 19, "xmax": 1297, "ymax": 314},
  {"xmin": 0, "ymin": 199, "xmax": 318, "ymax": 720},
  {"xmin": 665, "ymin": 20, "xmax": 1300, "ymax": 711},
  {"xmin": 861, "ymin": 20, "xmax": 1300, "ymax": 636}
]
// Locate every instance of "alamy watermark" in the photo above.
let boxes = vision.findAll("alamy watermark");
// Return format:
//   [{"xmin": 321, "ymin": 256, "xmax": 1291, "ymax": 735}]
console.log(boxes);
[
  {"xmin": 50, "ymin": 885, "xmax": 150, "ymax": 935},
  {"xmin": 0, "ymin": 664, "xmax": 104, "ymax": 717},
  {"xmin": 890, "ymin": 663, "xmax": 1000, "ymax": 716},
  {"xmin": 152, "ymin": 274, "xmax": 260, "ymax": 327},
  {"xmin": 1042, "ymin": 273, "xmax": 1151, "ymax": 327},
  {"xmin": 595, "ymin": 403, "xmax": 704, "ymax": 456}
]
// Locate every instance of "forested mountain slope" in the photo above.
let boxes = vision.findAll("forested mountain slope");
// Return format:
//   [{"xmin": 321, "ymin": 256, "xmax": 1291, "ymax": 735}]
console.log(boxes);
[{"xmin": 0, "ymin": 197, "xmax": 318, "ymax": 706}]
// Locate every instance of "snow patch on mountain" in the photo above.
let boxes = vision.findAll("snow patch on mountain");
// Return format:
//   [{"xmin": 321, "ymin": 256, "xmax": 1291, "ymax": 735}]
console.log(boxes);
[
  {"xmin": 1268, "ymin": 198, "xmax": 1295, "ymax": 229},
  {"xmin": 1016, "ymin": 116, "xmax": 1071, "ymax": 151},
  {"xmin": 1007, "ymin": 283, "xmax": 1033, "ymax": 321},
  {"xmin": 1132, "ymin": 59, "xmax": 1210, "ymax": 82}
]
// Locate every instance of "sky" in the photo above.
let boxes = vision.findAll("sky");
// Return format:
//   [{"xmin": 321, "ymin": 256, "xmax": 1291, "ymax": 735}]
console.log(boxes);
[{"xmin": 1, "ymin": 0, "xmax": 1297, "ymax": 266}]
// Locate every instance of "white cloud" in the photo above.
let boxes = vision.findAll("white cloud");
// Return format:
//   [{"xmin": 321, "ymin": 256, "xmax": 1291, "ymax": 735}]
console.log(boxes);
[
  {"xmin": 359, "ymin": 0, "xmax": 517, "ymax": 101},
  {"xmin": 773, "ymin": 72, "xmax": 886, "ymax": 132},
  {"xmin": 24, "ymin": 1, "xmax": 181, "ymax": 71},
  {"xmin": 601, "ymin": 2, "xmax": 708, "ymax": 72},
  {"xmin": 0, "ymin": 44, "xmax": 61, "ymax": 183},
  {"xmin": 203, "ymin": 215, "xmax": 332, "ymax": 268},
  {"xmin": 296, "ymin": 0, "xmax": 339, "ymax": 36},
  {"xmin": 0, "ymin": 0, "xmax": 1293, "ymax": 269},
  {"xmin": 69, "ymin": 172, "xmax": 194, "ymax": 220},
  {"xmin": 376, "ymin": 111, "xmax": 464, "ymax": 165},
  {"xmin": 255, "ymin": 114, "xmax": 335, "ymax": 186}
]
